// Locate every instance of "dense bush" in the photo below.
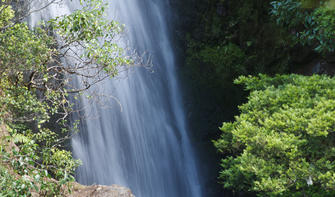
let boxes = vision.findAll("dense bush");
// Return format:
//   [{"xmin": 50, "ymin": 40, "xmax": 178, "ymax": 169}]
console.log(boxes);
[{"xmin": 214, "ymin": 74, "xmax": 335, "ymax": 196}]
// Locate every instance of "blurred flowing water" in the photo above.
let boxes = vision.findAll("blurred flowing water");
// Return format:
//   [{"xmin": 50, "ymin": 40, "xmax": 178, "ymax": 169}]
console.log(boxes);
[{"xmin": 29, "ymin": 0, "xmax": 203, "ymax": 196}]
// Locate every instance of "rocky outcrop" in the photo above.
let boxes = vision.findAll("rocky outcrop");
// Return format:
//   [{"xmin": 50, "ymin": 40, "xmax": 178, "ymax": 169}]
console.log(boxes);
[
  {"xmin": 70, "ymin": 184, "xmax": 135, "ymax": 197},
  {"xmin": 294, "ymin": 59, "xmax": 335, "ymax": 76}
]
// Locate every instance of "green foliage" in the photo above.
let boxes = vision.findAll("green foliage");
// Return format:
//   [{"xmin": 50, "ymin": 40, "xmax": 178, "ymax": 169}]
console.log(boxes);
[
  {"xmin": 0, "ymin": 23, "xmax": 54, "ymax": 73},
  {"xmin": 1, "ymin": 128, "xmax": 81, "ymax": 196},
  {"xmin": 0, "ymin": 0, "xmax": 130, "ymax": 195},
  {"xmin": 185, "ymin": 0, "xmax": 292, "ymax": 79},
  {"xmin": 179, "ymin": 0, "xmax": 335, "ymax": 195},
  {"xmin": 0, "ymin": 4, "xmax": 14, "ymax": 28},
  {"xmin": 182, "ymin": 0, "xmax": 291, "ymax": 143},
  {"xmin": 183, "ymin": 0, "xmax": 335, "ymax": 111},
  {"xmin": 214, "ymin": 74, "xmax": 335, "ymax": 196},
  {"xmin": 186, "ymin": 42, "xmax": 247, "ymax": 89},
  {"xmin": 0, "ymin": 63, "xmax": 80, "ymax": 196},
  {"xmin": 271, "ymin": 0, "xmax": 335, "ymax": 55},
  {"xmin": 0, "ymin": 164, "xmax": 32, "ymax": 196},
  {"xmin": 50, "ymin": 0, "xmax": 132, "ymax": 79}
]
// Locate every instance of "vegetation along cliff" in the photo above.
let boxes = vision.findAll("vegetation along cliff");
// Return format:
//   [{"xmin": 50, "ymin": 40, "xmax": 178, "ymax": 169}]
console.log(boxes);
[
  {"xmin": 174, "ymin": 0, "xmax": 335, "ymax": 196},
  {"xmin": 0, "ymin": 0, "xmax": 133, "ymax": 196}
]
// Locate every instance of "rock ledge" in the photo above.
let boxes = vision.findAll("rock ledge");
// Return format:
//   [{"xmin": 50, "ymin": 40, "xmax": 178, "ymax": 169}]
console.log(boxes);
[{"xmin": 70, "ymin": 184, "xmax": 135, "ymax": 197}]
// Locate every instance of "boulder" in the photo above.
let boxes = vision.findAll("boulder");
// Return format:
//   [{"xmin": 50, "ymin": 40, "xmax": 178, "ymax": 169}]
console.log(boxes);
[{"xmin": 70, "ymin": 184, "xmax": 135, "ymax": 197}]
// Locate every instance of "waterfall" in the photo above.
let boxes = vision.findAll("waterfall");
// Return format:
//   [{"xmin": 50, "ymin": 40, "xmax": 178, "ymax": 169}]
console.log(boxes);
[{"xmin": 29, "ymin": 0, "xmax": 203, "ymax": 196}]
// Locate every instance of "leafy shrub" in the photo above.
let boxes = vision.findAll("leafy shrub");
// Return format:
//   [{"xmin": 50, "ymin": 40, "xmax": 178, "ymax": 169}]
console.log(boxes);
[{"xmin": 214, "ymin": 74, "xmax": 335, "ymax": 196}]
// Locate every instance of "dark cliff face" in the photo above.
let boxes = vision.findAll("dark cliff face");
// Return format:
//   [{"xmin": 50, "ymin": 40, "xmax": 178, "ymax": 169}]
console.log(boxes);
[
  {"xmin": 167, "ymin": 1, "xmax": 232, "ymax": 197},
  {"xmin": 168, "ymin": 0, "xmax": 207, "ymax": 55},
  {"xmin": 294, "ymin": 59, "xmax": 335, "ymax": 76}
]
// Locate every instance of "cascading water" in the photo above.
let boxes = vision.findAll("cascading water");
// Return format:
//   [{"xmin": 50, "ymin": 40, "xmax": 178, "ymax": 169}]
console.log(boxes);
[{"xmin": 29, "ymin": 0, "xmax": 204, "ymax": 196}]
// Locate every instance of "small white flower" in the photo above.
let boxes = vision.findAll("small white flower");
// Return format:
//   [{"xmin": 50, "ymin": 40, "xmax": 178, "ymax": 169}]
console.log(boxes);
[{"xmin": 306, "ymin": 176, "xmax": 313, "ymax": 186}]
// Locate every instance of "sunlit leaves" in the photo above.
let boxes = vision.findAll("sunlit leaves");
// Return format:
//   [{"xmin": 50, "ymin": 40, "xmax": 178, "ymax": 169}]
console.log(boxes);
[
  {"xmin": 0, "ymin": 4, "xmax": 14, "ymax": 28},
  {"xmin": 215, "ymin": 74, "xmax": 335, "ymax": 196}
]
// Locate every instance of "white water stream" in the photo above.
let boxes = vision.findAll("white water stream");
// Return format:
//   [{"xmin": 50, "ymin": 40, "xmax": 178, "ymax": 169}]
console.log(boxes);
[{"xmin": 29, "ymin": 0, "xmax": 203, "ymax": 196}]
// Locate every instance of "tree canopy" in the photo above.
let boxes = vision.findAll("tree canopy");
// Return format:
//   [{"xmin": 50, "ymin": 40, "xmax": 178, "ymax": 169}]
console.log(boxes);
[{"xmin": 214, "ymin": 74, "xmax": 335, "ymax": 196}]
